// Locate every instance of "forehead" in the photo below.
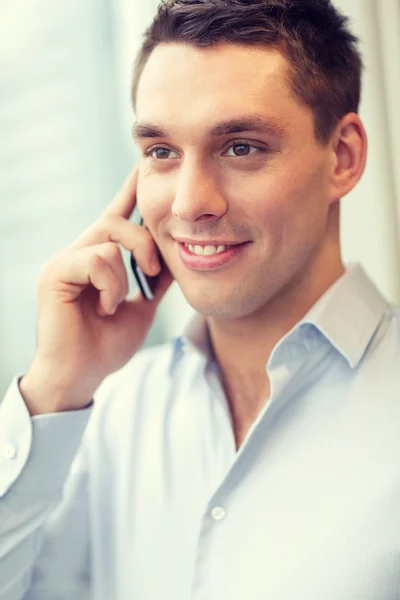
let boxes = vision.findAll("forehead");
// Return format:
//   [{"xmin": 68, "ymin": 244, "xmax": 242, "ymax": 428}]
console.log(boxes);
[{"xmin": 135, "ymin": 42, "xmax": 312, "ymax": 137}]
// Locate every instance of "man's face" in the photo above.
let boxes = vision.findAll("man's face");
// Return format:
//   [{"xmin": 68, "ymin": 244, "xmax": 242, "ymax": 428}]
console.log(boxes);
[{"xmin": 134, "ymin": 43, "xmax": 335, "ymax": 318}]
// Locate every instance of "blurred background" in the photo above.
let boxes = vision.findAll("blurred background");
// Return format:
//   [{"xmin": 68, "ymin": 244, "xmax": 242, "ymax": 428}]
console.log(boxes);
[{"xmin": 0, "ymin": 0, "xmax": 399, "ymax": 396}]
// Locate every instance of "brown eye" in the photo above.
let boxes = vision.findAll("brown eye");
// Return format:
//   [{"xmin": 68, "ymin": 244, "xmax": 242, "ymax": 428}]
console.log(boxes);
[
  {"xmin": 225, "ymin": 143, "xmax": 258, "ymax": 157},
  {"xmin": 145, "ymin": 147, "xmax": 179, "ymax": 160},
  {"xmin": 152, "ymin": 148, "xmax": 171, "ymax": 159},
  {"xmin": 234, "ymin": 144, "xmax": 250, "ymax": 156}
]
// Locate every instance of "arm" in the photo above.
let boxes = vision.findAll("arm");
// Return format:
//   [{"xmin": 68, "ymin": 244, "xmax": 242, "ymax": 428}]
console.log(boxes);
[
  {"xmin": 0, "ymin": 167, "xmax": 172, "ymax": 598},
  {"xmin": 0, "ymin": 378, "xmax": 92, "ymax": 600}
]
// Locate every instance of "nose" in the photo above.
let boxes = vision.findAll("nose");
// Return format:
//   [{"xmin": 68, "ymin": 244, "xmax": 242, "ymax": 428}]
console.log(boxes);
[{"xmin": 171, "ymin": 160, "xmax": 228, "ymax": 223}]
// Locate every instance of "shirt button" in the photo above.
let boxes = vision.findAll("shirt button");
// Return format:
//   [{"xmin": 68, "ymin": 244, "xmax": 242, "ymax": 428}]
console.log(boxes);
[
  {"xmin": 2, "ymin": 444, "xmax": 17, "ymax": 459},
  {"xmin": 211, "ymin": 506, "xmax": 226, "ymax": 521}
]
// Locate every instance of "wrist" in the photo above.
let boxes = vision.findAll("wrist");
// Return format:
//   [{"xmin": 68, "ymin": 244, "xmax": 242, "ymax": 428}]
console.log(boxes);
[{"xmin": 19, "ymin": 363, "xmax": 93, "ymax": 416}]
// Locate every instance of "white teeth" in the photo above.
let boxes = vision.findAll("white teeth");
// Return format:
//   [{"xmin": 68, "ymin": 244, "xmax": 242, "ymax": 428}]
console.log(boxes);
[{"xmin": 185, "ymin": 243, "xmax": 228, "ymax": 255}]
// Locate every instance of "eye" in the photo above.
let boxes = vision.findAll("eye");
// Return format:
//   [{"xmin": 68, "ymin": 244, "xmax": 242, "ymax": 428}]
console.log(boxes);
[
  {"xmin": 224, "ymin": 143, "xmax": 259, "ymax": 157},
  {"xmin": 146, "ymin": 146, "xmax": 179, "ymax": 160}
]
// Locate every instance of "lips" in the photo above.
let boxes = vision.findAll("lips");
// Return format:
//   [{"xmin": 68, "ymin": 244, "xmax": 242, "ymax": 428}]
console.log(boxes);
[{"xmin": 177, "ymin": 240, "xmax": 250, "ymax": 271}]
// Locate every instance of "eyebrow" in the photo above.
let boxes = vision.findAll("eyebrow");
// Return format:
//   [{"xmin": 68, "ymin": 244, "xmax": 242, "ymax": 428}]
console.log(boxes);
[{"xmin": 132, "ymin": 115, "xmax": 287, "ymax": 141}]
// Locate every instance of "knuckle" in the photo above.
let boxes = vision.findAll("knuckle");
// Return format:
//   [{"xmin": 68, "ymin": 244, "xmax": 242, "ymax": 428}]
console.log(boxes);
[
  {"xmin": 96, "ymin": 214, "xmax": 119, "ymax": 239},
  {"xmin": 89, "ymin": 253, "xmax": 105, "ymax": 270},
  {"xmin": 75, "ymin": 215, "xmax": 117, "ymax": 247},
  {"xmin": 96, "ymin": 213, "xmax": 113, "ymax": 232},
  {"xmin": 105, "ymin": 242, "xmax": 122, "ymax": 262}
]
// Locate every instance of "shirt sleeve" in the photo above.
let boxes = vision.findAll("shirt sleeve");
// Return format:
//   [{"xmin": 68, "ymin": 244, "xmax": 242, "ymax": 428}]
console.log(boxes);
[{"xmin": 0, "ymin": 376, "xmax": 93, "ymax": 600}]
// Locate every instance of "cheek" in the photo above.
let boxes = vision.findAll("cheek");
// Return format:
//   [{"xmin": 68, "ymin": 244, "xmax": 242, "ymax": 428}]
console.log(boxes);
[
  {"xmin": 235, "ymin": 167, "xmax": 322, "ymax": 254},
  {"xmin": 137, "ymin": 170, "xmax": 174, "ymax": 227},
  {"xmin": 226, "ymin": 170, "xmax": 292, "ymax": 230},
  {"xmin": 274, "ymin": 168, "xmax": 330, "ymax": 250}
]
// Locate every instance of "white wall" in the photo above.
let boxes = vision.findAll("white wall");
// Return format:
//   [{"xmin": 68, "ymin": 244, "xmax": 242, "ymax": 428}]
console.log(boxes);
[
  {"xmin": 335, "ymin": 0, "xmax": 400, "ymax": 303},
  {"xmin": 0, "ymin": 0, "xmax": 133, "ymax": 395}
]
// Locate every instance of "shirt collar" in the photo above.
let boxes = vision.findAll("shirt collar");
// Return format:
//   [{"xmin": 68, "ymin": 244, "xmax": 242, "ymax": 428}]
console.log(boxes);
[
  {"xmin": 170, "ymin": 262, "xmax": 388, "ymax": 374},
  {"xmin": 300, "ymin": 262, "xmax": 388, "ymax": 368},
  {"xmin": 170, "ymin": 313, "xmax": 211, "ymax": 374}
]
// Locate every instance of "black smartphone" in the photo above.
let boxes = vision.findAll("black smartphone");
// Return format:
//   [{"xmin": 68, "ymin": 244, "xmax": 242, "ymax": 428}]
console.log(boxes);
[{"xmin": 130, "ymin": 216, "xmax": 161, "ymax": 301}]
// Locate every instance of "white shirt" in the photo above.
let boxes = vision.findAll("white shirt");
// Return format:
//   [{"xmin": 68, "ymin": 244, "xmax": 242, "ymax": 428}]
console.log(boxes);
[{"xmin": 1, "ymin": 263, "xmax": 400, "ymax": 600}]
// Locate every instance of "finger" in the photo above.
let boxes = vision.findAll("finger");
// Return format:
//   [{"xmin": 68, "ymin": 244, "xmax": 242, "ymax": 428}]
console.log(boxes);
[
  {"xmin": 103, "ymin": 165, "xmax": 139, "ymax": 219},
  {"xmin": 52, "ymin": 244, "xmax": 129, "ymax": 308},
  {"xmin": 70, "ymin": 166, "xmax": 139, "ymax": 248},
  {"xmin": 71, "ymin": 219, "xmax": 161, "ymax": 275},
  {"xmin": 94, "ymin": 243, "xmax": 129, "ymax": 304},
  {"xmin": 91, "ymin": 254, "xmax": 174, "ymax": 327},
  {"xmin": 89, "ymin": 255, "xmax": 122, "ymax": 317},
  {"xmin": 79, "ymin": 243, "xmax": 129, "ymax": 303}
]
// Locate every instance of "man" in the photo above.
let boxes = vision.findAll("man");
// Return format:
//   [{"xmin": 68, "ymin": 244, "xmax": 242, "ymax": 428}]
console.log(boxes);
[{"xmin": 1, "ymin": 0, "xmax": 399, "ymax": 598}]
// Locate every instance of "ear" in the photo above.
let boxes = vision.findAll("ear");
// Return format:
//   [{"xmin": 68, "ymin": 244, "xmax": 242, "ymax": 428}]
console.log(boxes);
[{"xmin": 327, "ymin": 112, "xmax": 367, "ymax": 203}]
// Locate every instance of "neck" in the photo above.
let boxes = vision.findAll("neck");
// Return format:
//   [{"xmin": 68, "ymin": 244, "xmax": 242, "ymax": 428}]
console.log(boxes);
[{"xmin": 204, "ymin": 220, "xmax": 345, "ymax": 450}]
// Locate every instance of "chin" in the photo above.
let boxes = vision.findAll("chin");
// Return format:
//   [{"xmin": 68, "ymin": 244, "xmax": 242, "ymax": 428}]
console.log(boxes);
[{"xmin": 179, "ymin": 281, "xmax": 266, "ymax": 320}]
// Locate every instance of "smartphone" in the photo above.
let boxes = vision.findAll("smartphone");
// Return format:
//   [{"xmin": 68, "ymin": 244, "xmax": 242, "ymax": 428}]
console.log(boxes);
[{"xmin": 130, "ymin": 216, "xmax": 161, "ymax": 301}]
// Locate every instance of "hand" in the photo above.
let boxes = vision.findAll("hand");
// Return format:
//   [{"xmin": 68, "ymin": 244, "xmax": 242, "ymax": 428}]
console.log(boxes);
[{"xmin": 20, "ymin": 167, "xmax": 173, "ymax": 414}]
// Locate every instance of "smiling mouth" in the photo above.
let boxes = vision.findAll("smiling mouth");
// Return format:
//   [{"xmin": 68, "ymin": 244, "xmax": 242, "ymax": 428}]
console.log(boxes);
[
  {"xmin": 183, "ymin": 243, "xmax": 229, "ymax": 255},
  {"xmin": 176, "ymin": 239, "xmax": 250, "ymax": 271}
]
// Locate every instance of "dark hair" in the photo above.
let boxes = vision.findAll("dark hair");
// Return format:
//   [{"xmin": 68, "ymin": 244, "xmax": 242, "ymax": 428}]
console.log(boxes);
[{"xmin": 132, "ymin": 0, "xmax": 363, "ymax": 144}]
